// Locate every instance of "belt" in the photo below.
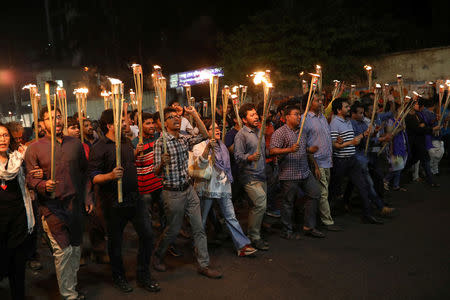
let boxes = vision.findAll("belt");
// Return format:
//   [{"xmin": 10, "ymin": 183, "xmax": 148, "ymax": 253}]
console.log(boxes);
[{"xmin": 163, "ymin": 182, "xmax": 190, "ymax": 192}]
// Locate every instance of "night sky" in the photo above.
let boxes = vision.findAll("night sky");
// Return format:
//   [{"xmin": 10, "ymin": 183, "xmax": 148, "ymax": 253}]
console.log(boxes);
[{"xmin": 0, "ymin": 0, "xmax": 449, "ymax": 110}]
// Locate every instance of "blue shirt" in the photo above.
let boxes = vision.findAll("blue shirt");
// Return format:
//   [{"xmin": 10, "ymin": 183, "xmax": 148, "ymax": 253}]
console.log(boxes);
[
  {"xmin": 270, "ymin": 124, "xmax": 310, "ymax": 180},
  {"xmin": 302, "ymin": 112, "xmax": 333, "ymax": 168},
  {"xmin": 330, "ymin": 116, "xmax": 356, "ymax": 158},
  {"xmin": 234, "ymin": 125, "xmax": 266, "ymax": 183}
]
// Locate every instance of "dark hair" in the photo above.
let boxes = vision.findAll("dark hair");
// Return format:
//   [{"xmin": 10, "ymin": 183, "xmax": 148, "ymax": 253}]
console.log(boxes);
[
  {"xmin": 39, "ymin": 105, "xmax": 61, "ymax": 121},
  {"xmin": 301, "ymin": 94, "xmax": 309, "ymax": 110},
  {"xmin": 0, "ymin": 123, "xmax": 19, "ymax": 151},
  {"xmin": 332, "ymin": 98, "xmax": 349, "ymax": 115},
  {"xmin": 130, "ymin": 109, "xmax": 138, "ymax": 120},
  {"xmin": 67, "ymin": 117, "xmax": 79, "ymax": 128},
  {"xmin": 169, "ymin": 100, "xmax": 180, "ymax": 107},
  {"xmin": 99, "ymin": 109, "xmax": 114, "ymax": 134},
  {"xmin": 142, "ymin": 112, "xmax": 154, "ymax": 122},
  {"xmin": 203, "ymin": 118, "xmax": 213, "ymax": 130},
  {"xmin": 417, "ymin": 97, "xmax": 426, "ymax": 107},
  {"xmin": 153, "ymin": 112, "xmax": 161, "ymax": 121},
  {"xmin": 163, "ymin": 107, "xmax": 178, "ymax": 120},
  {"xmin": 350, "ymin": 102, "xmax": 363, "ymax": 114},
  {"xmin": 239, "ymin": 103, "xmax": 256, "ymax": 120},
  {"xmin": 285, "ymin": 105, "xmax": 301, "ymax": 116}
]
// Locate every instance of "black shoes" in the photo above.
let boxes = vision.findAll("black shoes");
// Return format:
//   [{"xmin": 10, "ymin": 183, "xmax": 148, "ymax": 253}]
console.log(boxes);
[
  {"xmin": 137, "ymin": 273, "xmax": 161, "ymax": 293},
  {"xmin": 113, "ymin": 276, "xmax": 133, "ymax": 293},
  {"xmin": 322, "ymin": 224, "xmax": 344, "ymax": 232},
  {"xmin": 303, "ymin": 228, "xmax": 325, "ymax": 238},
  {"xmin": 252, "ymin": 239, "xmax": 269, "ymax": 251},
  {"xmin": 152, "ymin": 255, "xmax": 167, "ymax": 272},
  {"xmin": 361, "ymin": 215, "xmax": 384, "ymax": 225}
]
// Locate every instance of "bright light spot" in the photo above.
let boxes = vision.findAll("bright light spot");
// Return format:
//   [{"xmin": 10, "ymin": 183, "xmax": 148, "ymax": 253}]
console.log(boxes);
[
  {"xmin": 375, "ymin": 84, "xmax": 381, "ymax": 88},
  {"xmin": 364, "ymin": 65, "xmax": 372, "ymax": 71},
  {"xmin": 108, "ymin": 77, "xmax": 122, "ymax": 85}
]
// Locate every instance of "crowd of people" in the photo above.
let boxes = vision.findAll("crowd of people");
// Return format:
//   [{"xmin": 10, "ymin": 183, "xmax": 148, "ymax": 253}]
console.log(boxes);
[{"xmin": 0, "ymin": 86, "xmax": 449, "ymax": 300}]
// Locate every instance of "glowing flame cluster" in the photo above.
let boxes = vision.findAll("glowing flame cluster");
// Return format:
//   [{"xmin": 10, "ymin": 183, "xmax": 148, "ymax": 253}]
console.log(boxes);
[
  {"xmin": 101, "ymin": 90, "xmax": 111, "ymax": 97},
  {"xmin": 108, "ymin": 78, "xmax": 122, "ymax": 85},
  {"xmin": 375, "ymin": 83, "xmax": 382, "ymax": 89},
  {"xmin": 364, "ymin": 65, "xmax": 372, "ymax": 71},
  {"xmin": 22, "ymin": 84, "xmax": 37, "ymax": 90},
  {"xmin": 73, "ymin": 88, "xmax": 88, "ymax": 94}
]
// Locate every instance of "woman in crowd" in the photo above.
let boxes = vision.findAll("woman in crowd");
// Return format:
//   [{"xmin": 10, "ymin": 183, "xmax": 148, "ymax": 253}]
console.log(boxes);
[
  {"xmin": 192, "ymin": 119, "xmax": 257, "ymax": 257},
  {"xmin": 0, "ymin": 123, "xmax": 37, "ymax": 300}
]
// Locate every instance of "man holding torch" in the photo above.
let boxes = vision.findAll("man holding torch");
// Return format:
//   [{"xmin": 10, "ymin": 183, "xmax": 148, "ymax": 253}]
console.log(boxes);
[
  {"xmin": 87, "ymin": 109, "xmax": 160, "ymax": 293},
  {"xmin": 25, "ymin": 105, "xmax": 93, "ymax": 300},
  {"xmin": 152, "ymin": 105, "xmax": 223, "ymax": 279},
  {"xmin": 234, "ymin": 103, "xmax": 269, "ymax": 251}
]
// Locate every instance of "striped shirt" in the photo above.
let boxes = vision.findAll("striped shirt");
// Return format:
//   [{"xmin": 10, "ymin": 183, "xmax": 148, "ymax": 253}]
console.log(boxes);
[
  {"xmin": 132, "ymin": 136, "xmax": 163, "ymax": 194},
  {"xmin": 330, "ymin": 116, "xmax": 355, "ymax": 158}
]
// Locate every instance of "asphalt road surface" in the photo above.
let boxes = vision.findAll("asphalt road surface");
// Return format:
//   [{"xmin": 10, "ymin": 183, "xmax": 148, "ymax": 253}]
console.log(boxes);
[{"xmin": 2, "ymin": 161, "xmax": 450, "ymax": 299}]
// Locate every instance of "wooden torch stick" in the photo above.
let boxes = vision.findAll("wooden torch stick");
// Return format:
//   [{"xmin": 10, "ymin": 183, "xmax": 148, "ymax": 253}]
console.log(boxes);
[
  {"xmin": 23, "ymin": 84, "xmax": 39, "ymax": 140},
  {"xmin": 438, "ymin": 84, "xmax": 450, "ymax": 127},
  {"xmin": 45, "ymin": 81, "xmax": 57, "ymax": 199},
  {"xmin": 222, "ymin": 85, "xmax": 230, "ymax": 143},
  {"xmin": 377, "ymin": 98, "xmax": 417, "ymax": 155},
  {"xmin": 109, "ymin": 78, "xmax": 123, "ymax": 203},
  {"xmin": 132, "ymin": 64, "xmax": 144, "ymax": 147},
  {"xmin": 364, "ymin": 83, "xmax": 381, "ymax": 155},
  {"xmin": 382, "ymin": 83, "xmax": 389, "ymax": 113},
  {"xmin": 397, "ymin": 74, "xmax": 404, "ymax": 111},
  {"xmin": 296, "ymin": 73, "xmax": 320, "ymax": 144},
  {"xmin": 364, "ymin": 65, "xmax": 373, "ymax": 92},
  {"xmin": 438, "ymin": 84, "xmax": 445, "ymax": 121},
  {"xmin": 231, "ymin": 94, "xmax": 242, "ymax": 129},
  {"xmin": 184, "ymin": 84, "xmax": 193, "ymax": 124},
  {"xmin": 101, "ymin": 90, "xmax": 110, "ymax": 110},
  {"xmin": 254, "ymin": 81, "xmax": 273, "ymax": 168},
  {"xmin": 209, "ymin": 75, "xmax": 219, "ymax": 163},
  {"xmin": 74, "ymin": 88, "xmax": 88, "ymax": 143}
]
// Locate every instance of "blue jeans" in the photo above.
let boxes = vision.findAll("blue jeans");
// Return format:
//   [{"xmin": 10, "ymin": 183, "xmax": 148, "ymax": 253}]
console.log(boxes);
[
  {"xmin": 386, "ymin": 170, "xmax": 402, "ymax": 188},
  {"xmin": 201, "ymin": 195, "xmax": 251, "ymax": 250}
]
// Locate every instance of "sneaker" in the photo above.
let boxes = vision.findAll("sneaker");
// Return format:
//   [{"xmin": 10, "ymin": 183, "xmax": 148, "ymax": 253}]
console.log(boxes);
[
  {"xmin": 252, "ymin": 239, "xmax": 269, "ymax": 251},
  {"xmin": 266, "ymin": 210, "xmax": 281, "ymax": 218},
  {"xmin": 113, "ymin": 276, "xmax": 133, "ymax": 293},
  {"xmin": 168, "ymin": 245, "xmax": 183, "ymax": 257},
  {"xmin": 237, "ymin": 245, "xmax": 257, "ymax": 257},
  {"xmin": 198, "ymin": 266, "xmax": 223, "ymax": 279}
]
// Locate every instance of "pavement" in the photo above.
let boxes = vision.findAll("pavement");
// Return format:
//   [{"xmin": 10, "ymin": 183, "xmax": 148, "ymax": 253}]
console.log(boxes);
[{"xmin": 2, "ymin": 160, "xmax": 450, "ymax": 300}]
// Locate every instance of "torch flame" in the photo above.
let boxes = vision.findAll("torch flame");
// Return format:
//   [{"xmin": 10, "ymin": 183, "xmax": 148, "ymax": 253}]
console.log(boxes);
[
  {"xmin": 375, "ymin": 83, "xmax": 381, "ymax": 88},
  {"xmin": 364, "ymin": 65, "xmax": 372, "ymax": 71},
  {"xmin": 309, "ymin": 73, "xmax": 321, "ymax": 77},
  {"xmin": 22, "ymin": 84, "xmax": 37, "ymax": 90},
  {"xmin": 397, "ymin": 74, "xmax": 402, "ymax": 79},
  {"xmin": 405, "ymin": 96, "xmax": 411, "ymax": 100},
  {"xmin": 108, "ymin": 78, "xmax": 122, "ymax": 85},
  {"xmin": 412, "ymin": 91, "xmax": 421, "ymax": 97},
  {"xmin": 101, "ymin": 90, "xmax": 109, "ymax": 97},
  {"xmin": 351, "ymin": 84, "xmax": 356, "ymax": 88},
  {"xmin": 74, "ymin": 88, "xmax": 88, "ymax": 94},
  {"xmin": 153, "ymin": 65, "xmax": 161, "ymax": 70}
]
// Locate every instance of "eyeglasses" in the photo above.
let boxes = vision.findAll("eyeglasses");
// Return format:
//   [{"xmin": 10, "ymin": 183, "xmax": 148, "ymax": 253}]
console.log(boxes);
[
  {"xmin": 165, "ymin": 115, "xmax": 181, "ymax": 121},
  {"xmin": 0, "ymin": 133, "xmax": 10, "ymax": 139}
]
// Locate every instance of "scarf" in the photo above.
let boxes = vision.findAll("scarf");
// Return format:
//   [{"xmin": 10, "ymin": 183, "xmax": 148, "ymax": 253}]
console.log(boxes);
[
  {"xmin": 207, "ymin": 140, "xmax": 233, "ymax": 183},
  {"xmin": 0, "ymin": 149, "xmax": 35, "ymax": 233}
]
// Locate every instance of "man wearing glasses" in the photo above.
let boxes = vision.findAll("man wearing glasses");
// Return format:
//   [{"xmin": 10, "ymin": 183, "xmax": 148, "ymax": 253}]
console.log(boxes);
[
  {"xmin": 25, "ymin": 106, "xmax": 93, "ymax": 300},
  {"xmin": 153, "ymin": 106, "xmax": 223, "ymax": 279}
]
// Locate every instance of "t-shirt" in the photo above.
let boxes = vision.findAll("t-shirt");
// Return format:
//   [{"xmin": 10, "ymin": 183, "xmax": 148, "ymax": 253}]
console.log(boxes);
[
  {"xmin": 132, "ymin": 135, "xmax": 163, "ymax": 194},
  {"xmin": 330, "ymin": 116, "xmax": 356, "ymax": 158}
]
